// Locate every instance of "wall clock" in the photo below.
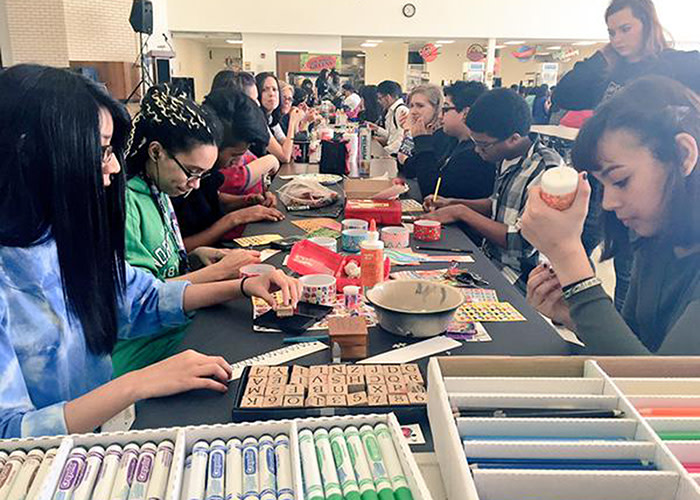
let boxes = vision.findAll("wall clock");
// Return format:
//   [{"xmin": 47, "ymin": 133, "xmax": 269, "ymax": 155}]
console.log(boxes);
[{"xmin": 402, "ymin": 3, "xmax": 416, "ymax": 18}]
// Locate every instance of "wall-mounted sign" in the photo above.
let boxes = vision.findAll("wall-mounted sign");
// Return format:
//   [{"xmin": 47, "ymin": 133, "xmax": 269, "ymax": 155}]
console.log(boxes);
[
  {"xmin": 467, "ymin": 44, "xmax": 486, "ymax": 62},
  {"xmin": 300, "ymin": 54, "xmax": 340, "ymax": 71},
  {"xmin": 553, "ymin": 47, "xmax": 580, "ymax": 62},
  {"xmin": 512, "ymin": 45, "xmax": 536, "ymax": 62},
  {"xmin": 420, "ymin": 43, "xmax": 439, "ymax": 62}
]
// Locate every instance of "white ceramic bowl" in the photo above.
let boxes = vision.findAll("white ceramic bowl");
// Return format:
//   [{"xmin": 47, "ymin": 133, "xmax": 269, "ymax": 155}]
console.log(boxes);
[{"xmin": 366, "ymin": 280, "xmax": 464, "ymax": 337}]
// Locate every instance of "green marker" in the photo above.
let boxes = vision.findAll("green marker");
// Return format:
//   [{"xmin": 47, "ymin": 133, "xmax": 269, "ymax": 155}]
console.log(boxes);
[
  {"xmin": 314, "ymin": 428, "xmax": 343, "ymax": 500},
  {"xmin": 344, "ymin": 427, "xmax": 379, "ymax": 500},
  {"xmin": 329, "ymin": 427, "xmax": 362, "ymax": 500},
  {"xmin": 374, "ymin": 424, "xmax": 414, "ymax": 500},
  {"xmin": 298, "ymin": 429, "xmax": 324, "ymax": 500},
  {"xmin": 358, "ymin": 425, "xmax": 395, "ymax": 500},
  {"xmin": 658, "ymin": 432, "xmax": 700, "ymax": 441}
]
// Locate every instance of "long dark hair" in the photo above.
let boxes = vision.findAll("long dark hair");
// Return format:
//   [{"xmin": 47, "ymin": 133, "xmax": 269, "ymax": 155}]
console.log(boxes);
[
  {"xmin": 255, "ymin": 72, "xmax": 282, "ymax": 127},
  {"xmin": 605, "ymin": 0, "xmax": 670, "ymax": 61},
  {"xmin": 203, "ymin": 88, "xmax": 269, "ymax": 150},
  {"xmin": 210, "ymin": 70, "xmax": 256, "ymax": 93},
  {"xmin": 126, "ymin": 84, "xmax": 221, "ymax": 178},
  {"xmin": 359, "ymin": 85, "xmax": 382, "ymax": 124},
  {"xmin": 0, "ymin": 64, "xmax": 130, "ymax": 355},
  {"xmin": 572, "ymin": 76, "xmax": 700, "ymax": 258}
]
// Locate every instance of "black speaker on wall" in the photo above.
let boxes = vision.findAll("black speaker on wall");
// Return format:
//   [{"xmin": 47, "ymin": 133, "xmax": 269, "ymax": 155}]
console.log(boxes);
[{"xmin": 129, "ymin": 0, "xmax": 153, "ymax": 35}]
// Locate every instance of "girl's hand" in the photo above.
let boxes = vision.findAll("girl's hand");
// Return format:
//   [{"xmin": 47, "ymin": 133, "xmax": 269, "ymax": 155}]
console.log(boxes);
[
  {"xmin": 211, "ymin": 250, "xmax": 261, "ymax": 279},
  {"xmin": 261, "ymin": 191, "xmax": 277, "ymax": 208},
  {"xmin": 243, "ymin": 269, "xmax": 301, "ymax": 308},
  {"xmin": 423, "ymin": 195, "xmax": 452, "ymax": 211},
  {"xmin": 526, "ymin": 264, "xmax": 574, "ymax": 330},
  {"xmin": 410, "ymin": 115, "xmax": 430, "ymax": 137},
  {"xmin": 227, "ymin": 205, "xmax": 285, "ymax": 226},
  {"xmin": 521, "ymin": 173, "xmax": 591, "ymax": 262},
  {"xmin": 420, "ymin": 205, "xmax": 463, "ymax": 224},
  {"xmin": 190, "ymin": 246, "xmax": 230, "ymax": 266},
  {"xmin": 135, "ymin": 350, "xmax": 233, "ymax": 398}
]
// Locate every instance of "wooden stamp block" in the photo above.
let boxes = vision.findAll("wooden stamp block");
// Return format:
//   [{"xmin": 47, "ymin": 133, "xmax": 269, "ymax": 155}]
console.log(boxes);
[
  {"xmin": 364, "ymin": 365, "xmax": 382, "ymax": 375},
  {"xmin": 368, "ymin": 394, "xmax": 388, "ymax": 406},
  {"xmin": 346, "ymin": 365, "xmax": 365, "ymax": 376},
  {"xmin": 305, "ymin": 395, "xmax": 326, "ymax": 407},
  {"xmin": 309, "ymin": 374, "xmax": 328, "ymax": 385},
  {"xmin": 329, "ymin": 374, "xmax": 347, "ymax": 385},
  {"xmin": 406, "ymin": 383, "xmax": 426, "ymax": 393},
  {"xmin": 347, "ymin": 391, "xmax": 368, "ymax": 406},
  {"xmin": 383, "ymin": 365, "xmax": 402, "ymax": 375},
  {"xmin": 248, "ymin": 376, "xmax": 268, "ymax": 388},
  {"xmin": 405, "ymin": 373, "xmax": 424, "ymax": 385},
  {"xmin": 267, "ymin": 376, "xmax": 286, "ymax": 387},
  {"xmin": 284, "ymin": 384, "xmax": 304, "ymax": 396},
  {"xmin": 408, "ymin": 392, "xmax": 428, "ymax": 405},
  {"xmin": 249, "ymin": 366, "xmax": 270, "ymax": 377},
  {"xmin": 388, "ymin": 394, "xmax": 410, "ymax": 406},
  {"xmin": 387, "ymin": 383, "xmax": 407, "ymax": 394},
  {"xmin": 365, "ymin": 374, "xmax": 385, "ymax": 385},
  {"xmin": 329, "ymin": 365, "xmax": 346, "ymax": 375},
  {"xmin": 241, "ymin": 395, "xmax": 263, "ymax": 408},
  {"xmin": 265, "ymin": 385, "xmax": 286, "ymax": 397},
  {"xmin": 326, "ymin": 394, "xmax": 348, "ymax": 407},
  {"xmin": 310, "ymin": 365, "xmax": 330, "ymax": 375},
  {"xmin": 276, "ymin": 304, "xmax": 294, "ymax": 317},
  {"xmin": 341, "ymin": 345, "xmax": 368, "ymax": 360},
  {"xmin": 283, "ymin": 395, "xmax": 304, "ymax": 407},
  {"xmin": 292, "ymin": 365, "xmax": 309, "ymax": 379},
  {"xmin": 401, "ymin": 364, "xmax": 420, "ymax": 375},
  {"xmin": 384, "ymin": 374, "xmax": 404, "ymax": 384},
  {"xmin": 308, "ymin": 384, "xmax": 326, "ymax": 395},
  {"xmin": 346, "ymin": 375, "xmax": 365, "ymax": 393},
  {"xmin": 329, "ymin": 384, "xmax": 348, "ymax": 395},
  {"xmin": 367, "ymin": 384, "xmax": 388, "ymax": 396},
  {"xmin": 289, "ymin": 376, "xmax": 308, "ymax": 387},
  {"xmin": 262, "ymin": 395, "xmax": 284, "ymax": 407},
  {"xmin": 243, "ymin": 385, "xmax": 266, "ymax": 397},
  {"xmin": 268, "ymin": 366, "xmax": 289, "ymax": 378}
]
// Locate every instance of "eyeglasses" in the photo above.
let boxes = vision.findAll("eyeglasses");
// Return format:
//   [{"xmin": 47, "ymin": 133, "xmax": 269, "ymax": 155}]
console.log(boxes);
[
  {"xmin": 471, "ymin": 138, "xmax": 502, "ymax": 151},
  {"xmin": 442, "ymin": 106, "xmax": 457, "ymax": 114},
  {"xmin": 169, "ymin": 152, "xmax": 211, "ymax": 181},
  {"xmin": 101, "ymin": 145, "xmax": 114, "ymax": 164}
]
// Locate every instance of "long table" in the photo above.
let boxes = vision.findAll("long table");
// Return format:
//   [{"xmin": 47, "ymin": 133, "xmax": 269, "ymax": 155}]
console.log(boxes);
[{"xmin": 134, "ymin": 164, "xmax": 576, "ymax": 448}]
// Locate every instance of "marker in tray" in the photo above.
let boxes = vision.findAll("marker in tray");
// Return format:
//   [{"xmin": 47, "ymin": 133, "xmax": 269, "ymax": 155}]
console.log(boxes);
[
  {"xmin": 452, "ymin": 407, "xmax": 625, "ymax": 418},
  {"xmin": 638, "ymin": 407, "xmax": 700, "ymax": 418},
  {"xmin": 462, "ymin": 435, "xmax": 628, "ymax": 442},
  {"xmin": 468, "ymin": 458, "xmax": 657, "ymax": 471},
  {"xmin": 657, "ymin": 431, "xmax": 700, "ymax": 441}
]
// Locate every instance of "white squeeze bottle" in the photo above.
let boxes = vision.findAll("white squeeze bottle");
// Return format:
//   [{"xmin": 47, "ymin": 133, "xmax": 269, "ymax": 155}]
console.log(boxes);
[{"xmin": 360, "ymin": 220, "xmax": 384, "ymax": 290}]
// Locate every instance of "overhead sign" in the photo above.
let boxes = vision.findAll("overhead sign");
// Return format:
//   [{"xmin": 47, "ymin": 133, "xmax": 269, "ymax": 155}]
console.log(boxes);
[
  {"xmin": 420, "ymin": 43, "xmax": 439, "ymax": 62},
  {"xmin": 512, "ymin": 45, "xmax": 536, "ymax": 62},
  {"xmin": 300, "ymin": 54, "xmax": 340, "ymax": 72},
  {"xmin": 467, "ymin": 44, "xmax": 486, "ymax": 62}
]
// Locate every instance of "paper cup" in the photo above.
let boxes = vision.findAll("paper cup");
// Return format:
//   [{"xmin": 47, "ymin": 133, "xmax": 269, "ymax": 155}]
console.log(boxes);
[
  {"xmin": 342, "ymin": 219, "xmax": 369, "ymax": 231},
  {"xmin": 381, "ymin": 226, "xmax": 410, "ymax": 248},
  {"xmin": 300, "ymin": 274, "xmax": 337, "ymax": 305},
  {"xmin": 540, "ymin": 166, "xmax": 579, "ymax": 210},
  {"xmin": 341, "ymin": 229, "xmax": 369, "ymax": 253},
  {"xmin": 239, "ymin": 263, "xmax": 275, "ymax": 278},
  {"xmin": 309, "ymin": 236, "xmax": 338, "ymax": 253},
  {"xmin": 414, "ymin": 220, "xmax": 442, "ymax": 241}
]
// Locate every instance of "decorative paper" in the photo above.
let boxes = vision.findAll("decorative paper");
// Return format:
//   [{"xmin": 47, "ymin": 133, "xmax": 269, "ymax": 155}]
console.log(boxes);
[
  {"xmin": 304, "ymin": 228, "xmax": 342, "ymax": 240},
  {"xmin": 453, "ymin": 301, "xmax": 527, "ymax": 322},
  {"xmin": 233, "ymin": 234, "xmax": 283, "ymax": 247},
  {"xmin": 400, "ymin": 199, "xmax": 425, "ymax": 213},
  {"xmin": 292, "ymin": 218, "xmax": 343, "ymax": 233},
  {"xmin": 384, "ymin": 249, "xmax": 474, "ymax": 266}
]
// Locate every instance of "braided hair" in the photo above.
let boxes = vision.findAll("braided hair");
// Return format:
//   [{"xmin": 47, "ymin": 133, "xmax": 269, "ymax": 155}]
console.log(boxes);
[{"xmin": 126, "ymin": 84, "xmax": 222, "ymax": 178}]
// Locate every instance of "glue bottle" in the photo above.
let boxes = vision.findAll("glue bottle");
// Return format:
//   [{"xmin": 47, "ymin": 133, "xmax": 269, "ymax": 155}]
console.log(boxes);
[{"xmin": 360, "ymin": 219, "xmax": 384, "ymax": 290}]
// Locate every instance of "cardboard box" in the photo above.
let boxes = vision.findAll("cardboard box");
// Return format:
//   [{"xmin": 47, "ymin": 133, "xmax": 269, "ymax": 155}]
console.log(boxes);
[
  {"xmin": 344, "ymin": 178, "xmax": 394, "ymax": 199},
  {"xmin": 344, "ymin": 199, "xmax": 402, "ymax": 225}
]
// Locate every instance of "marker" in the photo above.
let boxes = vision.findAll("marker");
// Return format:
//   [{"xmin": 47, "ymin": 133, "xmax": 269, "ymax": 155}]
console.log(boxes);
[
  {"xmin": 344, "ymin": 427, "xmax": 379, "ymax": 500},
  {"xmin": 54, "ymin": 447, "xmax": 87, "ymax": 500},
  {"xmin": 297, "ymin": 429, "xmax": 324, "ymax": 500},
  {"xmin": 92, "ymin": 444, "xmax": 123, "ymax": 500},
  {"xmin": 452, "ymin": 408, "xmax": 624, "ymax": 419},
  {"xmin": 257, "ymin": 436, "xmax": 276, "ymax": 500},
  {"xmin": 274, "ymin": 435, "xmax": 294, "ymax": 500},
  {"xmin": 72, "ymin": 446, "xmax": 105, "ymax": 500},
  {"xmin": 145, "ymin": 440, "xmax": 174, "ymax": 500},
  {"xmin": 658, "ymin": 432, "xmax": 700, "ymax": 441},
  {"xmin": 127, "ymin": 442, "xmax": 157, "ymax": 500},
  {"xmin": 414, "ymin": 246, "xmax": 473, "ymax": 254},
  {"xmin": 6, "ymin": 449, "xmax": 43, "ymax": 500},
  {"xmin": 205, "ymin": 440, "xmax": 226, "ymax": 500},
  {"xmin": 25, "ymin": 448, "xmax": 57, "ymax": 500},
  {"xmin": 314, "ymin": 428, "xmax": 342, "ymax": 500},
  {"xmin": 225, "ymin": 439, "xmax": 242, "ymax": 500},
  {"xmin": 462, "ymin": 435, "xmax": 627, "ymax": 442},
  {"xmin": 0, "ymin": 450, "xmax": 27, "ymax": 500},
  {"xmin": 374, "ymin": 424, "xmax": 413, "ymax": 500},
  {"xmin": 241, "ymin": 437, "xmax": 259, "ymax": 500},
  {"xmin": 0, "ymin": 453, "xmax": 7, "ymax": 470},
  {"xmin": 180, "ymin": 456, "xmax": 193, "ymax": 500},
  {"xmin": 329, "ymin": 428, "xmax": 361, "ymax": 500},
  {"xmin": 358, "ymin": 426, "xmax": 394, "ymax": 500},
  {"xmin": 638, "ymin": 407, "xmax": 700, "ymax": 418},
  {"xmin": 468, "ymin": 461, "xmax": 656, "ymax": 471},
  {"xmin": 187, "ymin": 441, "xmax": 209, "ymax": 500},
  {"xmin": 109, "ymin": 443, "xmax": 140, "ymax": 500}
]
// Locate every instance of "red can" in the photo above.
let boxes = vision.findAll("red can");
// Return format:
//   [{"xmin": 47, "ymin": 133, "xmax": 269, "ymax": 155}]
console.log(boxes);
[{"xmin": 414, "ymin": 220, "xmax": 442, "ymax": 241}]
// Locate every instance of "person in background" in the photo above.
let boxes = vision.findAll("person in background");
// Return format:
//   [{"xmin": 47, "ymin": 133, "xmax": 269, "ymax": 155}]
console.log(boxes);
[
  {"xmin": 210, "ymin": 70, "xmax": 258, "ymax": 102},
  {"xmin": 523, "ymin": 76, "xmax": 700, "ymax": 354},
  {"xmin": 0, "ymin": 64, "xmax": 301, "ymax": 438},
  {"xmin": 554, "ymin": 0, "xmax": 700, "ymax": 314},
  {"xmin": 328, "ymin": 68, "xmax": 341, "ymax": 99},
  {"xmin": 423, "ymin": 88, "xmax": 563, "ymax": 290},
  {"xmin": 532, "ymin": 84, "xmax": 552, "ymax": 125},
  {"xmin": 278, "ymin": 81, "xmax": 295, "ymax": 136},
  {"xmin": 415, "ymin": 82, "xmax": 496, "ymax": 233},
  {"xmin": 301, "ymin": 78, "xmax": 316, "ymax": 106},
  {"xmin": 397, "ymin": 83, "xmax": 445, "ymax": 177},
  {"xmin": 371, "ymin": 80, "xmax": 410, "ymax": 156},
  {"xmin": 171, "ymin": 88, "xmax": 285, "ymax": 251},
  {"xmin": 118, "ymin": 85, "xmax": 262, "ymax": 376},
  {"xmin": 256, "ymin": 72, "xmax": 303, "ymax": 164},
  {"xmin": 341, "ymin": 82, "xmax": 362, "ymax": 119},
  {"xmin": 358, "ymin": 85, "xmax": 382, "ymax": 125},
  {"xmin": 315, "ymin": 69, "xmax": 330, "ymax": 100}
]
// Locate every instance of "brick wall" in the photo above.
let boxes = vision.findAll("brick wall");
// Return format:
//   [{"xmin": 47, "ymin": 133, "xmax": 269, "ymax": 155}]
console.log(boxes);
[{"xmin": 4, "ymin": 0, "xmax": 70, "ymax": 66}]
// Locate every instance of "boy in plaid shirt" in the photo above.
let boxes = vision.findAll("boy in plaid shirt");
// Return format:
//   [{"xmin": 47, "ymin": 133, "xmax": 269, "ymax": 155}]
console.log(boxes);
[{"xmin": 423, "ymin": 88, "xmax": 563, "ymax": 290}]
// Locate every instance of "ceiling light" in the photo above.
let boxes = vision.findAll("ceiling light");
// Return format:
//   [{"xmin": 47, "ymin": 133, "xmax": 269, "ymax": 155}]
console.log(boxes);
[
  {"xmin": 365, "ymin": 39, "xmax": 383, "ymax": 43},
  {"xmin": 495, "ymin": 45, "xmax": 506, "ymax": 49},
  {"xmin": 357, "ymin": 53, "xmax": 366, "ymax": 57},
  {"xmin": 226, "ymin": 39, "xmax": 243, "ymax": 44},
  {"xmin": 435, "ymin": 40, "xmax": 455, "ymax": 44},
  {"xmin": 546, "ymin": 46, "xmax": 562, "ymax": 50},
  {"xmin": 536, "ymin": 52, "xmax": 551, "ymax": 56},
  {"xmin": 434, "ymin": 44, "xmax": 443, "ymax": 48},
  {"xmin": 504, "ymin": 40, "xmax": 526, "ymax": 45},
  {"xmin": 360, "ymin": 42, "xmax": 378, "ymax": 48},
  {"xmin": 573, "ymin": 41, "xmax": 598, "ymax": 46}
]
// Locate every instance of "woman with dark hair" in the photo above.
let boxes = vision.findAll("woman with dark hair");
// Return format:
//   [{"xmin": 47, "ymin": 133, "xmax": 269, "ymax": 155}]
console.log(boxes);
[
  {"xmin": 532, "ymin": 84, "xmax": 551, "ymax": 125},
  {"xmin": 522, "ymin": 76, "xmax": 700, "ymax": 354},
  {"xmin": 211, "ymin": 70, "xmax": 258, "ymax": 102},
  {"xmin": 300, "ymin": 79, "xmax": 316, "ymax": 106},
  {"xmin": 315, "ymin": 69, "xmax": 329, "ymax": 100},
  {"xmin": 0, "ymin": 65, "xmax": 300, "ymax": 438},
  {"xmin": 358, "ymin": 85, "xmax": 382, "ymax": 125},
  {"xmin": 117, "ymin": 85, "xmax": 270, "ymax": 376},
  {"xmin": 255, "ymin": 72, "xmax": 302, "ymax": 164}
]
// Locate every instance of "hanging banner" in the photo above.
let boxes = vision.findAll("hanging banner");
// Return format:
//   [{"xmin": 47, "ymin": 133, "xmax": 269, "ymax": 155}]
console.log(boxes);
[
  {"xmin": 300, "ymin": 54, "xmax": 341, "ymax": 72},
  {"xmin": 467, "ymin": 44, "xmax": 486, "ymax": 62},
  {"xmin": 420, "ymin": 43, "xmax": 439, "ymax": 62},
  {"xmin": 512, "ymin": 45, "xmax": 536, "ymax": 62}
]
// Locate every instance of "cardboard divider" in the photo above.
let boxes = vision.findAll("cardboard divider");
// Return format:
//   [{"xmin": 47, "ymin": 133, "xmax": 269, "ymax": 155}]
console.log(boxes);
[
  {"xmin": 443, "ymin": 377, "xmax": 606, "ymax": 395},
  {"xmin": 457, "ymin": 417, "xmax": 641, "ymax": 441},
  {"xmin": 463, "ymin": 440, "xmax": 657, "ymax": 461},
  {"xmin": 448, "ymin": 393, "xmax": 620, "ymax": 410},
  {"xmin": 612, "ymin": 379, "xmax": 700, "ymax": 396}
]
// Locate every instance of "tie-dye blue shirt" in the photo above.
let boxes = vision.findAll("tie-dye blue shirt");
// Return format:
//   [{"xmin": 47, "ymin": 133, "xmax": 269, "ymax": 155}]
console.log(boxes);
[{"xmin": 0, "ymin": 238, "xmax": 190, "ymax": 439}]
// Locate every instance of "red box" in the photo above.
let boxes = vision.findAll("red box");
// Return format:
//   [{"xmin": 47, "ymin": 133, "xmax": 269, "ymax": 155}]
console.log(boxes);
[
  {"xmin": 287, "ymin": 240, "xmax": 390, "ymax": 289},
  {"xmin": 344, "ymin": 199, "xmax": 402, "ymax": 225}
]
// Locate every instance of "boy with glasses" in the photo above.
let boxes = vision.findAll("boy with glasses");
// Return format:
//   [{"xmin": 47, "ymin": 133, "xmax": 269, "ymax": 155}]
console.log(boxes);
[{"xmin": 422, "ymin": 88, "xmax": 563, "ymax": 291}]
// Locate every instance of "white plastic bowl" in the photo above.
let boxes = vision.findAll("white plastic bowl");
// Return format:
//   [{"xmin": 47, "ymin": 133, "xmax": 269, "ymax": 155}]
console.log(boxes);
[{"xmin": 366, "ymin": 280, "xmax": 464, "ymax": 337}]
